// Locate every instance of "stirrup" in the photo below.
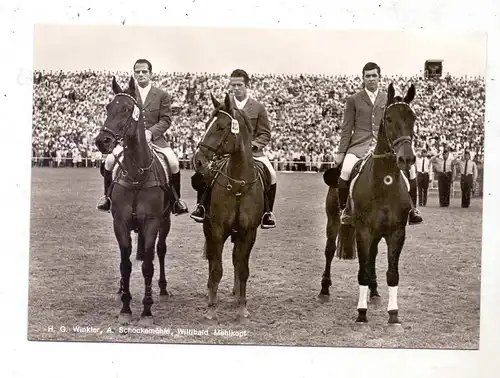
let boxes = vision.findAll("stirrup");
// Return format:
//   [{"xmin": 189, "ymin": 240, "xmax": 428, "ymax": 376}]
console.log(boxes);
[
  {"xmin": 173, "ymin": 199, "xmax": 189, "ymax": 215},
  {"xmin": 408, "ymin": 208, "xmax": 423, "ymax": 225},
  {"xmin": 96, "ymin": 195, "xmax": 111, "ymax": 213},
  {"xmin": 260, "ymin": 212, "xmax": 276, "ymax": 229},
  {"xmin": 190, "ymin": 204, "xmax": 205, "ymax": 223}
]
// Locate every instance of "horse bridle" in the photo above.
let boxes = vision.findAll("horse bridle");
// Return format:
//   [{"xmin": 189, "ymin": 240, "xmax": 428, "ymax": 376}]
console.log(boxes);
[
  {"xmin": 197, "ymin": 109, "xmax": 235, "ymax": 157},
  {"xmin": 99, "ymin": 93, "xmax": 138, "ymax": 142},
  {"xmin": 99, "ymin": 93, "xmax": 154, "ymax": 178},
  {"xmin": 196, "ymin": 109, "xmax": 258, "ymax": 193},
  {"xmin": 373, "ymin": 102, "xmax": 416, "ymax": 159}
]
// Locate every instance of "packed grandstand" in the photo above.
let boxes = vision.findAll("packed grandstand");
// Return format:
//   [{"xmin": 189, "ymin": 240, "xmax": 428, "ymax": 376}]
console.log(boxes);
[{"xmin": 31, "ymin": 70, "xmax": 485, "ymax": 181}]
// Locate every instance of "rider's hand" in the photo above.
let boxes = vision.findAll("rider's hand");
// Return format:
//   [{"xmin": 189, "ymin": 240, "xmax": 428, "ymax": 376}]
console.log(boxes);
[
  {"xmin": 145, "ymin": 130, "xmax": 152, "ymax": 143},
  {"xmin": 334, "ymin": 152, "xmax": 345, "ymax": 167}
]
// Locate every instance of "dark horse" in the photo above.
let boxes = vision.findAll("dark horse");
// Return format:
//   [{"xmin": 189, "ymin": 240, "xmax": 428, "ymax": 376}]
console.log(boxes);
[
  {"xmin": 95, "ymin": 76, "xmax": 173, "ymax": 326},
  {"xmin": 319, "ymin": 83, "xmax": 417, "ymax": 331},
  {"xmin": 192, "ymin": 93, "xmax": 269, "ymax": 324}
]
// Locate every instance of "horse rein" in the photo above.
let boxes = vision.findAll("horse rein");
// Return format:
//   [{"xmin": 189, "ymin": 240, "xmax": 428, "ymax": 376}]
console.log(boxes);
[
  {"xmin": 99, "ymin": 93, "xmax": 155, "ymax": 180},
  {"xmin": 372, "ymin": 102, "xmax": 415, "ymax": 160}
]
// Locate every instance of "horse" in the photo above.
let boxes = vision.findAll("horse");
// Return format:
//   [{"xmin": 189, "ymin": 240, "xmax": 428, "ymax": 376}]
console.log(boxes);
[
  {"xmin": 192, "ymin": 92, "xmax": 270, "ymax": 324},
  {"xmin": 94, "ymin": 76, "xmax": 173, "ymax": 326},
  {"xmin": 319, "ymin": 83, "xmax": 417, "ymax": 331}
]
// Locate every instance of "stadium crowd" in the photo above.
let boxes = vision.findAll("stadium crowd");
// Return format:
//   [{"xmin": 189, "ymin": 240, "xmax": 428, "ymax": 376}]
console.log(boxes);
[{"xmin": 32, "ymin": 69, "xmax": 485, "ymax": 192}]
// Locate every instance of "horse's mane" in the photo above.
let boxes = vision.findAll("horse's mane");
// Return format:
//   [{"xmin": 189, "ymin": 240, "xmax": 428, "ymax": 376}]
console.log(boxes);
[{"xmin": 234, "ymin": 108, "xmax": 254, "ymax": 138}]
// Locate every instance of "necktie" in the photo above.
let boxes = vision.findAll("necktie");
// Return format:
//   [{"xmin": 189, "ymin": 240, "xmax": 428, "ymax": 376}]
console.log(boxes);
[
  {"xmin": 443, "ymin": 159, "xmax": 447, "ymax": 173},
  {"xmin": 464, "ymin": 159, "xmax": 468, "ymax": 176},
  {"xmin": 421, "ymin": 157, "xmax": 425, "ymax": 173}
]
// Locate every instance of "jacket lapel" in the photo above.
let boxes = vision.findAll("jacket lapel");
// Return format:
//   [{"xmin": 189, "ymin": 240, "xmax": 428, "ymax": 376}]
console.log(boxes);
[
  {"xmin": 373, "ymin": 91, "xmax": 386, "ymax": 109},
  {"xmin": 143, "ymin": 86, "xmax": 157, "ymax": 108},
  {"xmin": 359, "ymin": 90, "xmax": 373, "ymax": 107},
  {"xmin": 243, "ymin": 97, "xmax": 254, "ymax": 115},
  {"xmin": 135, "ymin": 88, "xmax": 144, "ymax": 108}
]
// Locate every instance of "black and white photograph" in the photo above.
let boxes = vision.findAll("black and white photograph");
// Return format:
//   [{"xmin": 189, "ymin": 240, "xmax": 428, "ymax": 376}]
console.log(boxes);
[
  {"xmin": 28, "ymin": 24, "xmax": 486, "ymax": 349},
  {"xmin": 3, "ymin": 0, "xmax": 500, "ymax": 377}
]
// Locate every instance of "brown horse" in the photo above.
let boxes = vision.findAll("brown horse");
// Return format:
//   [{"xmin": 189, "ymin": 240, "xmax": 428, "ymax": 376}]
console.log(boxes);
[
  {"xmin": 192, "ymin": 93, "xmax": 269, "ymax": 324},
  {"xmin": 319, "ymin": 83, "xmax": 417, "ymax": 332},
  {"xmin": 94, "ymin": 76, "xmax": 173, "ymax": 326}
]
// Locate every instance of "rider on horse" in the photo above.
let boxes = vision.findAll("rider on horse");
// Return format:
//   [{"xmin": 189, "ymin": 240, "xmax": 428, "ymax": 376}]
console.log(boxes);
[
  {"xmin": 190, "ymin": 69, "xmax": 278, "ymax": 229},
  {"xmin": 333, "ymin": 62, "xmax": 423, "ymax": 226},
  {"xmin": 96, "ymin": 59, "xmax": 189, "ymax": 215}
]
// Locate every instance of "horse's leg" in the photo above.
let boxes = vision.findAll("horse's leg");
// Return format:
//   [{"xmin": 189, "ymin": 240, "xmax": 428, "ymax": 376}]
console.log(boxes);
[
  {"xmin": 204, "ymin": 225, "xmax": 226, "ymax": 323},
  {"xmin": 234, "ymin": 227, "xmax": 257, "ymax": 323},
  {"xmin": 355, "ymin": 226, "xmax": 371, "ymax": 324},
  {"xmin": 232, "ymin": 249, "xmax": 239, "ymax": 297},
  {"xmin": 139, "ymin": 219, "xmax": 160, "ymax": 326},
  {"xmin": 319, "ymin": 213, "xmax": 339, "ymax": 300},
  {"xmin": 385, "ymin": 227, "xmax": 405, "ymax": 331},
  {"xmin": 113, "ymin": 219, "xmax": 133, "ymax": 323},
  {"xmin": 368, "ymin": 235, "xmax": 382, "ymax": 301},
  {"xmin": 157, "ymin": 214, "xmax": 171, "ymax": 298}
]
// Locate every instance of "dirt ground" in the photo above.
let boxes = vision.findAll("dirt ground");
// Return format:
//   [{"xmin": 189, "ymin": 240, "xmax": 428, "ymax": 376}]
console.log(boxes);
[{"xmin": 27, "ymin": 167, "xmax": 481, "ymax": 349}]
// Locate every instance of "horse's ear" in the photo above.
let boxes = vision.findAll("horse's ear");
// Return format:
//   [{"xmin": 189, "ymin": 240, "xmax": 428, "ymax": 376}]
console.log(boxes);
[
  {"xmin": 128, "ymin": 76, "xmax": 136, "ymax": 93},
  {"xmin": 224, "ymin": 92, "xmax": 232, "ymax": 111},
  {"xmin": 112, "ymin": 76, "xmax": 122, "ymax": 94},
  {"xmin": 404, "ymin": 84, "xmax": 416, "ymax": 104},
  {"xmin": 210, "ymin": 93, "xmax": 220, "ymax": 108},
  {"xmin": 387, "ymin": 83, "xmax": 395, "ymax": 105}
]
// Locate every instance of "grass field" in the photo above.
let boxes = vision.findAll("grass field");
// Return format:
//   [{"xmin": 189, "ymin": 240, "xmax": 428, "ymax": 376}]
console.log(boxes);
[{"xmin": 27, "ymin": 167, "xmax": 482, "ymax": 349}]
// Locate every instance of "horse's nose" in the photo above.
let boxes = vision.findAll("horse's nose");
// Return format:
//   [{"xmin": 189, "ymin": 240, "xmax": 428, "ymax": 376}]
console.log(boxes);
[
  {"xmin": 195, "ymin": 158, "xmax": 203, "ymax": 169},
  {"xmin": 398, "ymin": 155, "xmax": 416, "ymax": 167}
]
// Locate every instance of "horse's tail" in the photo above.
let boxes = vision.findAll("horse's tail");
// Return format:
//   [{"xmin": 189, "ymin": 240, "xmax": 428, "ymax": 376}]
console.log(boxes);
[{"xmin": 336, "ymin": 224, "xmax": 357, "ymax": 260}]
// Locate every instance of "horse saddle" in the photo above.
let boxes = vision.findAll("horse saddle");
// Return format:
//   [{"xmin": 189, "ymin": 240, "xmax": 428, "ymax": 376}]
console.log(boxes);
[{"xmin": 254, "ymin": 160, "xmax": 272, "ymax": 193}]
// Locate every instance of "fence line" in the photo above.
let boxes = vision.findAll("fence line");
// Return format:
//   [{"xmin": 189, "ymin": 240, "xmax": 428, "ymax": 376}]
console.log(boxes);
[{"xmin": 31, "ymin": 156, "xmax": 483, "ymax": 198}]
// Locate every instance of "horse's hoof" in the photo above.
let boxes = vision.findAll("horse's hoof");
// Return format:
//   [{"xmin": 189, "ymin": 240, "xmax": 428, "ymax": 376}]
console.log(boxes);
[
  {"xmin": 139, "ymin": 316, "xmax": 154, "ymax": 327},
  {"xmin": 369, "ymin": 296, "xmax": 382, "ymax": 306},
  {"xmin": 238, "ymin": 316, "xmax": 250, "ymax": 325},
  {"xmin": 118, "ymin": 313, "xmax": 132, "ymax": 324},
  {"xmin": 203, "ymin": 316, "xmax": 219, "ymax": 326},
  {"xmin": 386, "ymin": 323, "xmax": 404, "ymax": 334},
  {"xmin": 353, "ymin": 321, "xmax": 370, "ymax": 332},
  {"xmin": 317, "ymin": 293, "xmax": 330, "ymax": 303},
  {"xmin": 203, "ymin": 310, "xmax": 219, "ymax": 325},
  {"xmin": 158, "ymin": 293, "xmax": 170, "ymax": 303}
]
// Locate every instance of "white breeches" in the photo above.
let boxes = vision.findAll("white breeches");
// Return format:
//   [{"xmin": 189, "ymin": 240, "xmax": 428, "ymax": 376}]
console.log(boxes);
[
  {"xmin": 340, "ymin": 153, "xmax": 416, "ymax": 184},
  {"xmin": 340, "ymin": 153, "xmax": 360, "ymax": 181},
  {"xmin": 104, "ymin": 145, "xmax": 179, "ymax": 174},
  {"xmin": 409, "ymin": 164, "xmax": 416, "ymax": 180},
  {"xmin": 254, "ymin": 155, "xmax": 277, "ymax": 185}
]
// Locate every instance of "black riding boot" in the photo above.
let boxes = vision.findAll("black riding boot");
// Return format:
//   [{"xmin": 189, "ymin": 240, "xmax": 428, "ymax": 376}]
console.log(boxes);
[
  {"xmin": 96, "ymin": 168, "xmax": 113, "ymax": 212},
  {"xmin": 408, "ymin": 178, "xmax": 423, "ymax": 225},
  {"xmin": 261, "ymin": 183, "xmax": 277, "ymax": 229},
  {"xmin": 171, "ymin": 172, "xmax": 189, "ymax": 215},
  {"xmin": 338, "ymin": 178, "xmax": 352, "ymax": 225}
]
